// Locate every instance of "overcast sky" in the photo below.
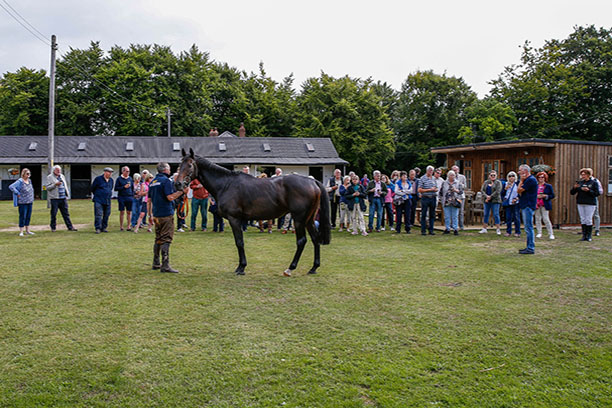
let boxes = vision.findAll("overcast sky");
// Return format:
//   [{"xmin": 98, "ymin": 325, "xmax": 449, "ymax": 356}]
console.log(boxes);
[{"xmin": 1, "ymin": 0, "xmax": 611, "ymax": 96}]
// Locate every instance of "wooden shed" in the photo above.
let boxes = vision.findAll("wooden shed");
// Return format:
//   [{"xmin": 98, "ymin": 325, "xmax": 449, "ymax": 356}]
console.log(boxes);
[{"xmin": 432, "ymin": 139, "xmax": 612, "ymax": 227}]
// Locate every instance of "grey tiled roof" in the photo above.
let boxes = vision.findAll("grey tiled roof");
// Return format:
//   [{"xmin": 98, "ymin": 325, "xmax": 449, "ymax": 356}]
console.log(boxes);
[{"xmin": 0, "ymin": 136, "xmax": 348, "ymax": 165}]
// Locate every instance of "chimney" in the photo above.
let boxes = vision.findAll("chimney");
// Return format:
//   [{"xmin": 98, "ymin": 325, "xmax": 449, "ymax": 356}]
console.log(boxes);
[
  {"xmin": 209, "ymin": 128, "xmax": 215, "ymax": 137},
  {"xmin": 238, "ymin": 123, "xmax": 246, "ymax": 137}
]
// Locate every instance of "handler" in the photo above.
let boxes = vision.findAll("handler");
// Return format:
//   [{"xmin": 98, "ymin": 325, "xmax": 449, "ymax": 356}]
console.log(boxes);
[{"xmin": 148, "ymin": 162, "xmax": 186, "ymax": 273}]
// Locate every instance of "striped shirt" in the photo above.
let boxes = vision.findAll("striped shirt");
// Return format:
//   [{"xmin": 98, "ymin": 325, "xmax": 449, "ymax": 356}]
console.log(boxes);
[{"xmin": 419, "ymin": 174, "xmax": 438, "ymax": 197}]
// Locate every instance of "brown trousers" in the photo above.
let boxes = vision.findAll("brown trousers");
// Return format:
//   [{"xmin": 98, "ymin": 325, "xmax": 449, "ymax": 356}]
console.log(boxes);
[{"xmin": 154, "ymin": 215, "xmax": 174, "ymax": 245}]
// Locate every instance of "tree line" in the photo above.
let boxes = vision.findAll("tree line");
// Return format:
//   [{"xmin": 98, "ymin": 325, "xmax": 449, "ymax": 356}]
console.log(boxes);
[{"xmin": 1, "ymin": 25, "xmax": 611, "ymax": 174}]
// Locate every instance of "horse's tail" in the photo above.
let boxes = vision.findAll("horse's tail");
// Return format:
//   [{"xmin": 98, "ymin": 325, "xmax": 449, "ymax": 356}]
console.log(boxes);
[{"xmin": 316, "ymin": 181, "xmax": 331, "ymax": 245}]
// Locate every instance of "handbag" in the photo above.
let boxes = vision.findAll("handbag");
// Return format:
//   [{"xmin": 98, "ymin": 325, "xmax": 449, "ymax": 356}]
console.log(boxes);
[{"xmin": 393, "ymin": 195, "xmax": 405, "ymax": 206}]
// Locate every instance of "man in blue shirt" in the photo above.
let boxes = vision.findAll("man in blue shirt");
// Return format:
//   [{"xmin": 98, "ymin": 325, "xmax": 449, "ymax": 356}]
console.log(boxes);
[
  {"xmin": 91, "ymin": 167, "xmax": 114, "ymax": 233},
  {"xmin": 114, "ymin": 166, "xmax": 134, "ymax": 231},
  {"xmin": 147, "ymin": 162, "xmax": 186, "ymax": 273},
  {"xmin": 517, "ymin": 164, "xmax": 538, "ymax": 254}
]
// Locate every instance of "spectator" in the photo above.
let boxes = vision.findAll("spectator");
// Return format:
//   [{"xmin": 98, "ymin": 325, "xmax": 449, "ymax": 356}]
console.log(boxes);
[
  {"xmin": 360, "ymin": 173, "xmax": 369, "ymax": 189},
  {"xmin": 479, "ymin": 170, "xmax": 502, "ymax": 235},
  {"xmin": 347, "ymin": 174, "xmax": 368, "ymax": 236},
  {"xmin": 148, "ymin": 162, "xmax": 185, "ymax": 273},
  {"xmin": 570, "ymin": 168, "xmax": 600, "ymax": 242},
  {"xmin": 502, "ymin": 171, "xmax": 521, "ymax": 237},
  {"xmin": 414, "ymin": 167, "xmax": 421, "ymax": 177},
  {"xmin": 209, "ymin": 196, "xmax": 224, "ymax": 232},
  {"xmin": 587, "ymin": 168, "xmax": 604, "ymax": 236},
  {"xmin": 338, "ymin": 175, "xmax": 351, "ymax": 232},
  {"xmin": 273, "ymin": 168, "xmax": 283, "ymax": 178},
  {"xmin": 130, "ymin": 173, "xmax": 145, "ymax": 230},
  {"xmin": 172, "ymin": 173, "xmax": 187, "ymax": 233},
  {"xmin": 381, "ymin": 174, "xmax": 395, "ymax": 231},
  {"xmin": 91, "ymin": 167, "xmax": 114, "ymax": 234},
  {"xmin": 390, "ymin": 170, "xmax": 400, "ymax": 184},
  {"xmin": 451, "ymin": 165, "xmax": 467, "ymax": 230},
  {"xmin": 272, "ymin": 168, "xmax": 284, "ymax": 229},
  {"xmin": 366, "ymin": 170, "xmax": 387, "ymax": 232},
  {"xmin": 190, "ymin": 178, "xmax": 209, "ymax": 231},
  {"xmin": 439, "ymin": 170, "xmax": 463, "ymax": 235},
  {"xmin": 9, "ymin": 168, "xmax": 35, "ymax": 236},
  {"xmin": 418, "ymin": 165, "xmax": 438, "ymax": 235},
  {"xmin": 408, "ymin": 169, "xmax": 419, "ymax": 227},
  {"xmin": 114, "ymin": 166, "xmax": 134, "ymax": 231},
  {"xmin": 517, "ymin": 164, "xmax": 538, "ymax": 254},
  {"xmin": 394, "ymin": 171, "xmax": 412, "ymax": 234},
  {"xmin": 242, "ymin": 166, "xmax": 250, "ymax": 175},
  {"xmin": 45, "ymin": 165, "xmax": 77, "ymax": 232},
  {"xmin": 326, "ymin": 169, "xmax": 343, "ymax": 228},
  {"xmin": 133, "ymin": 173, "xmax": 152, "ymax": 233},
  {"xmin": 534, "ymin": 172, "xmax": 556, "ymax": 240}
]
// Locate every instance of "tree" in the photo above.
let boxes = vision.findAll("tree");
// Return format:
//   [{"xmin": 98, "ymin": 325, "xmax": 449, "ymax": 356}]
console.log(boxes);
[
  {"xmin": 392, "ymin": 70, "xmax": 476, "ymax": 170},
  {"xmin": 294, "ymin": 73, "xmax": 395, "ymax": 174},
  {"xmin": 489, "ymin": 25, "xmax": 612, "ymax": 141},
  {"xmin": 458, "ymin": 98, "xmax": 518, "ymax": 143},
  {"xmin": 0, "ymin": 68, "xmax": 49, "ymax": 135}
]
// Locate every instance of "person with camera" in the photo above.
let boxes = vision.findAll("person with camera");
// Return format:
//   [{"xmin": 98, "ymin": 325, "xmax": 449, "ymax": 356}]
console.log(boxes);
[
  {"xmin": 479, "ymin": 170, "xmax": 503, "ymax": 235},
  {"xmin": 394, "ymin": 171, "xmax": 412, "ymax": 234},
  {"xmin": 338, "ymin": 175, "xmax": 352, "ymax": 232},
  {"xmin": 45, "ymin": 165, "xmax": 77, "ymax": 232},
  {"xmin": 439, "ymin": 170, "xmax": 464, "ymax": 235},
  {"xmin": 347, "ymin": 174, "xmax": 368, "ymax": 236},
  {"xmin": 570, "ymin": 168, "xmax": 600, "ymax": 242},
  {"xmin": 502, "ymin": 171, "xmax": 521, "ymax": 237},
  {"xmin": 326, "ymin": 169, "xmax": 343, "ymax": 229},
  {"xmin": 9, "ymin": 168, "xmax": 35, "ymax": 237},
  {"xmin": 534, "ymin": 171, "xmax": 556, "ymax": 240},
  {"xmin": 366, "ymin": 170, "xmax": 387, "ymax": 233}
]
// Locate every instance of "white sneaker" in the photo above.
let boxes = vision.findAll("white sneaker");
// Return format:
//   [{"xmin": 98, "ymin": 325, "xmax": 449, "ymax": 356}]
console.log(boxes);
[
  {"xmin": 549, "ymin": 234, "xmax": 555, "ymax": 240},
  {"xmin": 177, "ymin": 228, "xmax": 185, "ymax": 233},
  {"xmin": 19, "ymin": 231, "xmax": 24, "ymax": 236},
  {"xmin": 27, "ymin": 231, "xmax": 35, "ymax": 235},
  {"xmin": 390, "ymin": 227, "xmax": 395, "ymax": 231},
  {"xmin": 496, "ymin": 228, "xmax": 501, "ymax": 235},
  {"xmin": 479, "ymin": 228, "xmax": 488, "ymax": 234},
  {"xmin": 381, "ymin": 227, "xmax": 385, "ymax": 231},
  {"xmin": 536, "ymin": 233, "xmax": 542, "ymax": 238}
]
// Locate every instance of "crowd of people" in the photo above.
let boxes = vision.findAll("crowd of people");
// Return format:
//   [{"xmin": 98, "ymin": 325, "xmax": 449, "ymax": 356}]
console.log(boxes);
[{"xmin": 8, "ymin": 163, "xmax": 604, "ymax": 254}]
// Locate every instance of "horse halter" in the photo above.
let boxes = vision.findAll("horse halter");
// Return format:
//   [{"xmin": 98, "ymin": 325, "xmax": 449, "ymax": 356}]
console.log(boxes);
[{"xmin": 180, "ymin": 157, "xmax": 198, "ymax": 190}]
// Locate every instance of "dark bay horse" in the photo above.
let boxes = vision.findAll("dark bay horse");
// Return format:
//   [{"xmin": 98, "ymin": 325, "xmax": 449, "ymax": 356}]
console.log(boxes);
[{"xmin": 176, "ymin": 148, "xmax": 331, "ymax": 276}]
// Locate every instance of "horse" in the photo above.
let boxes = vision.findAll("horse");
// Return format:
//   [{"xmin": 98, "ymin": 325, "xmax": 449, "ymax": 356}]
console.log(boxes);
[{"xmin": 176, "ymin": 148, "xmax": 331, "ymax": 276}]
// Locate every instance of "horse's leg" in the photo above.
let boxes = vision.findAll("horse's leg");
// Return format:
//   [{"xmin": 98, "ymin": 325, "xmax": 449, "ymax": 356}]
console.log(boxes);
[
  {"xmin": 228, "ymin": 216, "xmax": 247, "ymax": 275},
  {"xmin": 306, "ymin": 221, "xmax": 320, "ymax": 274},
  {"xmin": 284, "ymin": 219, "xmax": 307, "ymax": 277}
]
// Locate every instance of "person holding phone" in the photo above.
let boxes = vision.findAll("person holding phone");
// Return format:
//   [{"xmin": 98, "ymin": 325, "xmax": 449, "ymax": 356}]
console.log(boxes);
[
  {"xmin": 479, "ymin": 171, "xmax": 503, "ymax": 235},
  {"xmin": 115, "ymin": 166, "xmax": 134, "ymax": 231},
  {"xmin": 570, "ymin": 168, "xmax": 600, "ymax": 242}
]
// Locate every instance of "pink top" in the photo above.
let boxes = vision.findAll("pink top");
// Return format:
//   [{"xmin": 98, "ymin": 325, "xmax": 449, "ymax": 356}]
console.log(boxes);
[
  {"xmin": 142, "ymin": 182, "xmax": 150, "ymax": 202},
  {"xmin": 536, "ymin": 184, "xmax": 545, "ymax": 209}
]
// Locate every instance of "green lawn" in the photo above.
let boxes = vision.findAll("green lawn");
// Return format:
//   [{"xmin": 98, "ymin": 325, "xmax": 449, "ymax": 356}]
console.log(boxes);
[{"xmin": 0, "ymin": 200, "xmax": 610, "ymax": 407}]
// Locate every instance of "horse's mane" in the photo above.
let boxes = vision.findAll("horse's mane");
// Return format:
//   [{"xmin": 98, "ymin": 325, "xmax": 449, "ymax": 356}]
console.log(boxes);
[{"xmin": 194, "ymin": 155, "xmax": 240, "ymax": 177}]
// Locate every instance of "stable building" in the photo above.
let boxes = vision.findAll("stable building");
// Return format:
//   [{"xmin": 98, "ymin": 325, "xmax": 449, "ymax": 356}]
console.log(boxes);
[
  {"xmin": 0, "ymin": 135, "xmax": 348, "ymax": 200},
  {"xmin": 432, "ymin": 138, "xmax": 612, "ymax": 226}
]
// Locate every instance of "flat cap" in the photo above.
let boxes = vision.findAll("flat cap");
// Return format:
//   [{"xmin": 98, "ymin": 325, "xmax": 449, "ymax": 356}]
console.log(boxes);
[{"xmin": 103, "ymin": 167, "xmax": 114, "ymax": 172}]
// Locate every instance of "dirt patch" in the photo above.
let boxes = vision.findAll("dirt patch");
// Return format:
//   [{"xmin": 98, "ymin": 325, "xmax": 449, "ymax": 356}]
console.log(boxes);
[{"xmin": 0, "ymin": 223, "xmax": 89, "ymax": 232}]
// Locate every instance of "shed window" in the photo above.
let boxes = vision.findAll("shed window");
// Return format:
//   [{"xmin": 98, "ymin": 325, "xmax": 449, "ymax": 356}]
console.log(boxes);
[
  {"xmin": 126, "ymin": 142, "xmax": 134, "ymax": 151},
  {"xmin": 263, "ymin": 143, "xmax": 271, "ymax": 152},
  {"xmin": 28, "ymin": 142, "xmax": 37, "ymax": 151},
  {"xmin": 305, "ymin": 143, "xmax": 315, "ymax": 152},
  {"xmin": 219, "ymin": 142, "xmax": 227, "ymax": 152},
  {"xmin": 78, "ymin": 142, "xmax": 86, "ymax": 151},
  {"xmin": 172, "ymin": 142, "xmax": 180, "ymax": 151}
]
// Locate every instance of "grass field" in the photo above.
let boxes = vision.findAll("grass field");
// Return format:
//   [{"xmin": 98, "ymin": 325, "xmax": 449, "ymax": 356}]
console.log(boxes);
[{"xmin": 0, "ymin": 199, "xmax": 610, "ymax": 407}]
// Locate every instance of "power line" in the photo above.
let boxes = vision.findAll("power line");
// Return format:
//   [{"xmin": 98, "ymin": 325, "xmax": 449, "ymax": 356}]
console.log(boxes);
[
  {"xmin": 0, "ymin": 1, "xmax": 49, "ymax": 46},
  {"xmin": 2, "ymin": 0, "xmax": 49, "ymax": 42}
]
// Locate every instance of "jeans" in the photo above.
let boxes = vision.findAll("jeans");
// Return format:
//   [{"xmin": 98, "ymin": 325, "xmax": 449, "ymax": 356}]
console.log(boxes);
[
  {"xmin": 521, "ymin": 207, "xmax": 535, "ymax": 252},
  {"xmin": 50, "ymin": 198, "xmax": 74, "ymax": 230},
  {"xmin": 409, "ymin": 196, "xmax": 418, "ymax": 226},
  {"xmin": 368, "ymin": 197, "xmax": 383, "ymax": 230},
  {"xmin": 131, "ymin": 199, "xmax": 143, "ymax": 227},
  {"xmin": 443, "ymin": 205, "xmax": 459, "ymax": 231},
  {"xmin": 18, "ymin": 203, "xmax": 33, "ymax": 228},
  {"xmin": 94, "ymin": 202, "xmax": 111, "ymax": 231},
  {"xmin": 484, "ymin": 202, "xmax": 501, "ymax": 225},
  {"xmin": 213, "ymin": 213, "xmax": 224, "ymax": 231},
  {"xmin": 420, "ymin": 196, "xmax": 436, "ymax": 233},
  {"xmin": 505, "ymin": 205, "xmax": 521, "ymax": 234},
  {"xmin": 191, "ymin": 197, "xmax": 208, "ymax": 230},
  {"xmin": 395, "ymin": 200, "xmax": 412, "ymax": 232},
  {"xmin": 383, "ymin": 202, "xmax": 394, "ymax": 228}
]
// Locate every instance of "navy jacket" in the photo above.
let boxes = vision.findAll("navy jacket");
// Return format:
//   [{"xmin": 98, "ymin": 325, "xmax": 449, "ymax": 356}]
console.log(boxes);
[
  {"xmin": 91, "ymin": 175, "xmax": 114, "ymax": 205},
  {"xmin": 519, "ymin": 175, "xmax": 538, "ymax": 210},
  {"xmin": 343, "ymin": 184, "xmax": 367, "ymax": 212},
  {"xmin": 538, "ymin": 183, "xmax": 555, "ymax": 211}
]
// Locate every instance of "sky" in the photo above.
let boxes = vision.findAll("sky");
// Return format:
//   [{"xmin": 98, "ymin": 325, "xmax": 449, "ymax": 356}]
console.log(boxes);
[{"xmin": 1, "ymin": 0, "xmax": 611, "ymax": 96}]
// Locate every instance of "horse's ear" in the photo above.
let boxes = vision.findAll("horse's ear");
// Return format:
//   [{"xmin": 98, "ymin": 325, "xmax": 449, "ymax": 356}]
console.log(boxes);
[
  {"xmin": 181, "ymin": 148, "xmax": 187, "ymax": 157},
  {"xmin": 189, "ymin": 148, "xmax": 195, "ymax": 158}
]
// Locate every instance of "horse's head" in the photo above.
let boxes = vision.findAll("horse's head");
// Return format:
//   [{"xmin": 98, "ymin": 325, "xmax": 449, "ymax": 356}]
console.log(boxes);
[{"xmin": 176, "ymin": 148, "xmax": 197, "ymax": 191}]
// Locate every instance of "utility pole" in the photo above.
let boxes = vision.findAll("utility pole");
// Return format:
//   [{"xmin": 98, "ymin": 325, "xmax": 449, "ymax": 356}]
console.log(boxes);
[
  {"xmin": 167, "ymin": 107, "xmax": 172, "ymax": 137},
  {"xmin": 48, "ymin": 34, "xmax": 57, "ymax": 171}
]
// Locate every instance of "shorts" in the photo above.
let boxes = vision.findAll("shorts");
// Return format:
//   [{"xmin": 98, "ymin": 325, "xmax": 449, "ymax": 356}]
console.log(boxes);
[{"xmin": 118, "ymin": 196, "xmax": 133, "ymax": 211}]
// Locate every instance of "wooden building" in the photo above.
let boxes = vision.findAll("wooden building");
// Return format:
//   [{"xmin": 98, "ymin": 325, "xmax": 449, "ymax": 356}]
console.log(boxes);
[{"xmin": 432, "ymin": 139, "xmax": 612, "ymax": 227}]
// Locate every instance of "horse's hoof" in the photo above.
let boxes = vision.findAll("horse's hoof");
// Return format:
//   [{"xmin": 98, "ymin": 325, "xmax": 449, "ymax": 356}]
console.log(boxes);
[
  {"xmin": 283, "ymin": 269, "xmax": 292, "ymax": 277},
  {"xmin": 235, "ymin": 270, "xmax": 245, "ymax": 276},
  {"xmin": 307, "ymin": 270, "xmax": 317, "ymax": 275}
]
